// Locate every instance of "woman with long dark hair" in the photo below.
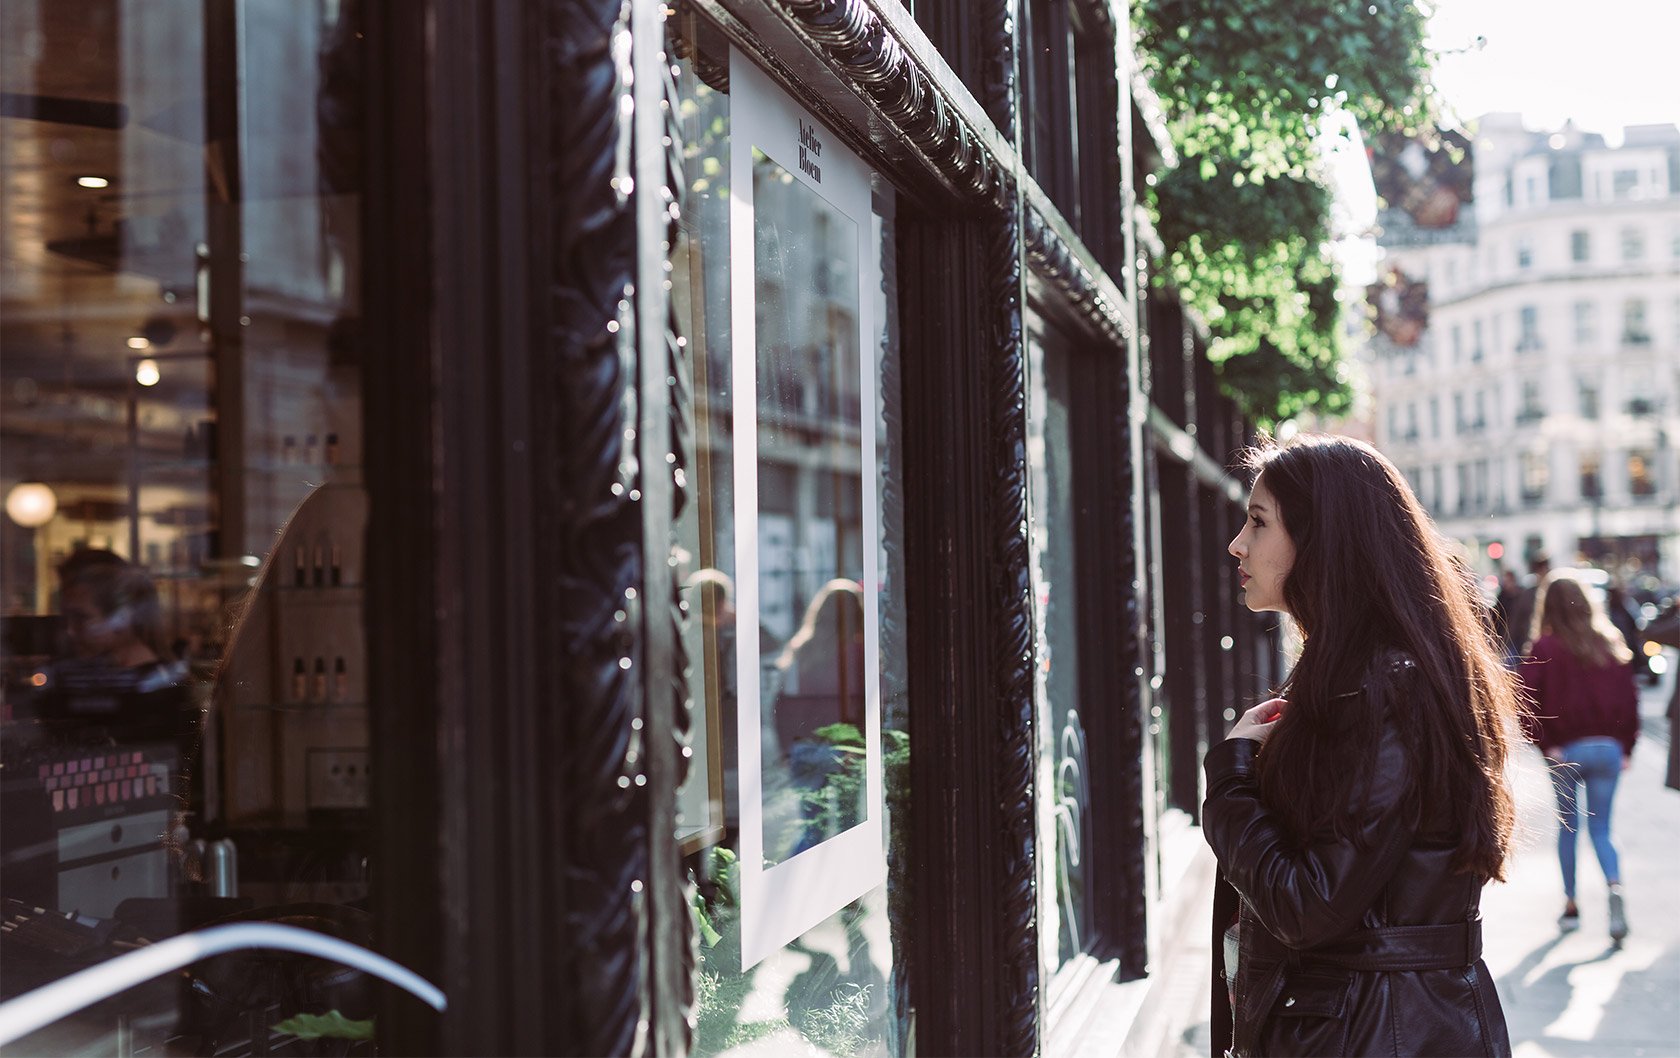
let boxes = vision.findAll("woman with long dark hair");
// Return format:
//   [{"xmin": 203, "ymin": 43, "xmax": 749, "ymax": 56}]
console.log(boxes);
[
  {"xmin": 1205, "ymin": 434, "xmax": 1516, "ymax": 1057},
  {"xmin": 1517, "ymin": 570, "xmax": 1639, "ymax": 943}
]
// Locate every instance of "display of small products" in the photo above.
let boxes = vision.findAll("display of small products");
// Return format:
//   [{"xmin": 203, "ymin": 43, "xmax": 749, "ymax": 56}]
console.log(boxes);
[
  {"xmin": 290, "ymin": 655, "xmax": 353, "ymax": 704},
  {"xmin": 289, "ymin": 533, "xmax": 346, "ymax": 588},
  {"xmin": 278, "ymin": 432, "xmax": 344, "ymax": 466}
]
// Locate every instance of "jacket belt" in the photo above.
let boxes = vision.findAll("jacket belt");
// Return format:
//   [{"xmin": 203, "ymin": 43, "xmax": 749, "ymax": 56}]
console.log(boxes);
[
  {"xmin": 1253, "ymin": 916, "xmax": 1484, "ymax": 973},
  {"xmin": 1233, "ymin": 918, "xmax": 1484, "ymax": 1056}
]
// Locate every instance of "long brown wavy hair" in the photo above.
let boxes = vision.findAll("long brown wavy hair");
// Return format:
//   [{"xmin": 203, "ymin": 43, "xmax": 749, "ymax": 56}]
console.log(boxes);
[
  {"xmin": 1245, "ymin": 435, "xmax": 1519, "ymax": 881},
  {"xmin": 1534, "ymin": 570, "xmax": 1632, "ymax": 668}
]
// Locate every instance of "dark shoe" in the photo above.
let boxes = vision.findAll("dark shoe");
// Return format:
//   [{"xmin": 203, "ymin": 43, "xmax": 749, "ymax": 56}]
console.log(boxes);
[
  {"xmin": 1609, "ymin": 887, "xmax": 1628, "ymax": 943},
  {"xmin": 1559, "ymin": 901, "xmax": 1580, "ymax": 933}
]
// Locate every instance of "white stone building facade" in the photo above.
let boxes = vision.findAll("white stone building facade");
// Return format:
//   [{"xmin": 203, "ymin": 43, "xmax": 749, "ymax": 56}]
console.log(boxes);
[{"xmin": 1372, "ymin": 114, "xmax": 1680, "ymax": 587}]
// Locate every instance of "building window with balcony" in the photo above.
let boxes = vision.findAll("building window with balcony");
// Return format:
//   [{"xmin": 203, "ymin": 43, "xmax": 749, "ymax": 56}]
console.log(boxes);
[
  {"xmin": 1521, "ymin": 452, "xmax": 1549, "ymax": 504},
  {"xmin": 1621, "ymin": 226, "xmax": 1645, "ymax": 261},
  {"xmin": 1429, "ymin": 396, "xmax": 1440, "ymax": 439},
  {"xmin": 1516, "ymin": 238, "xmax": 1533, "ymax": 270},
  {"xmin": 1473, "ymin": 319, "xmax": 1485, "ymax": 361},
  {"xmin": 1580, "ymin": 453, "xmax": 1602, "ymax": 500},
  {"xmin": 1573, "ymin": 300, "xmax": 1596, "ymax": 344},
  {"xmin": 1612, "ymin": 168, "xmax": 1640, "ymax": 200},
  {"xmin": 1430, "ymin": 465, "xmax": 1444, "ymax": 512},
  {"xmin": 1571, "ymin": 229, "xmax": 1591, "ymax": 262},
  {"xmin": 1451, "ymin": 324, "xmax": 1463, "ymax": 361},
  {"xmin": 1578, "ymin": 380, "xmax": 1600, "ymax": 420},
  {"xmin": 1453, "ymin": 393, "xmax": 1465, "ymax": 434},
  {"xmin": 1474, "ymin": 390, "xmax": 1486, "ymax": 431},
  {"xmin": 1518, "ymin": 305, "xmax": 1541, "ymax": 350},
  {"xmin": 1517, "ymin": 380, "xmax": 1545, "ymax": 425},
  {"xmin": 1456, "ymin": 463, "xmax": 1471, "ymax": 514},
  {"xmin": 1623, "ymin": 299, "xmax": 1651, "ymax": 346}
]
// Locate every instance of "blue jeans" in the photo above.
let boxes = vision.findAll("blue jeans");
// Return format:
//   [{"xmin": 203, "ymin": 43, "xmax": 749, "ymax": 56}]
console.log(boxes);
[{"xmin": 1548, "ymin": 736, "xmax": 1624, "ymax": 900}]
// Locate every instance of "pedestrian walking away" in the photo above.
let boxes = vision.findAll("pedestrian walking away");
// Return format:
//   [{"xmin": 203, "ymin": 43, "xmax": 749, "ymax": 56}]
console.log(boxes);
[
  {"xmin": 1516, "ymin": 570, "xmax": 1641, "ymax": 944},
  {"xmin": 1205, "ymin": 434, "xmax": 1516, "ymax": 1058}
]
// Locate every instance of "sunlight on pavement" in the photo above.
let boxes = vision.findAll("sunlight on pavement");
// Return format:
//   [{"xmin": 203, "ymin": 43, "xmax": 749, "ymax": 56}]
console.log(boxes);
[{"xmin": 1536, "ymin": 943, "xmax": 1660, "ymax": 1041}]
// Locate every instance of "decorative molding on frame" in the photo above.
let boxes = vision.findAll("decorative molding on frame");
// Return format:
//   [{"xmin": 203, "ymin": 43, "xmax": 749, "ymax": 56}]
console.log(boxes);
[
  {"xmin": 647, "ymin": 6, "xmax": 700, "ymax": 1052},
  {"xmin": 1023, "ymin": 191, "xmax": 1131, "ymax": 346},
  {"xmin": 772, "ymin": 0, "xmax": 1011, "ymax": 203},
  {"xmin": 547, "ymin": 1, "xmax": 651, "ymax": 1053},
  {"xmin": 988, "ymin": 199, "xmax": 1042, "ymax": 1057}
]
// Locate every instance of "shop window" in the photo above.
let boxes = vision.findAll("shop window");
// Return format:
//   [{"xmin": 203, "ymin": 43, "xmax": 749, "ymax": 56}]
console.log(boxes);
[
  {"xmin": 670, "ymin": 27, "xmax": 908, "ymax": 1055},
  {"xmin": 1026, "ymin": 328, "xmax": 1091, "ymax": 971},
  {"xmin": 0, "ymin": 1, "xmax": 399, "ymax": 1050}
]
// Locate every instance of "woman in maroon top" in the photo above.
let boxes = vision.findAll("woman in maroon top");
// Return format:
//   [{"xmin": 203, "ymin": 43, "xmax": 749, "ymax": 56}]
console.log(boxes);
[{"xmin": 1518, "ymin": 570, "xmax": 1640, "ymax": 943}]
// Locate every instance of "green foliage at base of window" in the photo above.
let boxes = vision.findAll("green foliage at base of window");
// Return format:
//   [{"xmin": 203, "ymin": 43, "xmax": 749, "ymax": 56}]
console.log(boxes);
[{"xmin": 1133, "ymin": 0, "xmax": 1434, "ymax": 424}]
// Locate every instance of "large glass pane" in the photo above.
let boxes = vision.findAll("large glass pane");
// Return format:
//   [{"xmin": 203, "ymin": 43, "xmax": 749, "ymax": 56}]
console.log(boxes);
[
  {"xmin": 672, "ymin": 18, "xmax": 908, "ymax": 1056},
  {"xmin": 752, "ymin": 147, "xmax": 868, "ymax": 866},
  {"xmin": 1027, "ymin": 330, "xmax": 1091, "ymax": 974},
  {"xmin": 2, "ymin": 1, "xmax": 387, "ymax": 1051}
]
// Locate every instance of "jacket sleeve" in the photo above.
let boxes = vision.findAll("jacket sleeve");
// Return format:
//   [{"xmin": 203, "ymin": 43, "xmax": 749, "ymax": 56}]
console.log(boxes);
[{"xmin": 1201, "ymin": 727, "xmax": 1416, "ymax": 951}]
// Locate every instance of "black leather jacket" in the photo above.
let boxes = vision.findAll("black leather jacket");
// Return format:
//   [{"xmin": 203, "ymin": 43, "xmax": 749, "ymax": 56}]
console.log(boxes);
[{"xmin": 1203, "ymin": 669, "xmax": 1511, "ymax": 1057}]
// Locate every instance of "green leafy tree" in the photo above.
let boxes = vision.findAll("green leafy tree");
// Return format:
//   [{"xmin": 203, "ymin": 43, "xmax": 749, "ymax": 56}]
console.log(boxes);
[{"xmin": 1133, "ymin": 0, "xmax": 1435, "ymax": 423}]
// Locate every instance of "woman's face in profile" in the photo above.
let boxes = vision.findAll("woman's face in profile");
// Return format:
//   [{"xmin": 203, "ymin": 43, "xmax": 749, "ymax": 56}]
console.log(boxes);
[{"xmin": 1228, "ymin": 477, "xmax": 1296, "ymax": 615}]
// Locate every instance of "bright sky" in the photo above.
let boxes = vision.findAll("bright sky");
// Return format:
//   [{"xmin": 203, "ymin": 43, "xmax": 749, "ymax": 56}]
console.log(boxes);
[{"xmin": 1427, "ymin": 0, "xmax": 1680, "ymax": 142}]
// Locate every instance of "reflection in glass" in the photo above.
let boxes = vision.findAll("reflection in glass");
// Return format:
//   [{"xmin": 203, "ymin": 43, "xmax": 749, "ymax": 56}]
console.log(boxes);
[
  {"xmin": 672, "ymin": 21, "xmax": 906, "ymax": 1055},
  {"xmin": 1028, "ymin": 333, "xmax": 1091, "ymax": 971},
  {"xmin": 1, "ymin": 1, "xmax": 374, "ymax": 1050},
  {"xmin": 751, "ymin": 149, "xmax": 867, "ymax": 866}
]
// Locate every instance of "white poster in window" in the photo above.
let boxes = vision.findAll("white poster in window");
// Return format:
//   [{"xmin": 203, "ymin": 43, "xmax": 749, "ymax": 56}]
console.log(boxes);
[{"xmin": 729, "ymin": 47, "xmax": 885, "ymax": 970}]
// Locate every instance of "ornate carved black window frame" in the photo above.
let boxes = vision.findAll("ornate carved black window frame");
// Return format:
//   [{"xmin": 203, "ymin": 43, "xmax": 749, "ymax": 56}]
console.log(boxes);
[
  {"xmin": 360, "ymin": 0, "xmax": 1284, "ymax": 1053},
  {"xmin": 669, "ymin": 0, "xmax": 1149, "ymax": 1049}
]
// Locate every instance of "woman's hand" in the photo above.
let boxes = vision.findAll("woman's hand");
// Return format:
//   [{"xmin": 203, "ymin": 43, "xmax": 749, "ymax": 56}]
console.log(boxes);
[{"xmin": 1228, "ymin": 697, "xmax": 1288, "ymax": 745}]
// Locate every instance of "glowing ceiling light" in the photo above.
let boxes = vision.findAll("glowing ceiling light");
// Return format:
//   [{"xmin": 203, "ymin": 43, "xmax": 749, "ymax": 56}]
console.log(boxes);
[
  {"xmin": 135, "ymin": 358, "xmax": 161, "ymax": 387},
  {"xmin": 5, "ymin": 482, "xmax": 58, "ymax": 527},
  {"xmin": 127, "ymin": 336, "xmax": 150, "ymax": 350},
  {"xmin": 75, "ymin": 176, "xmax": 110, "ymax": 189}
]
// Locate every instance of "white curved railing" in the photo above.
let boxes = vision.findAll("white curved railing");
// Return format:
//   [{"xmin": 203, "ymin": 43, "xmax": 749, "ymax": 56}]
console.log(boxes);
[{"xmin": 0, "ymin": 922, "xmax": 446, "ymax": 1048}]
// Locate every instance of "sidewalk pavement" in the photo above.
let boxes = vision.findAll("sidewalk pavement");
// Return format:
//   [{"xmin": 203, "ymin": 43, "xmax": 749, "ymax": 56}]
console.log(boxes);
[
  {"xmin": 1481, "ymin": 667, "xmax": 1680, "ymax": 1058},
  {"xmin": 1151, "ymin": 670, "xmax": 1680, "ymax": 1058}
]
